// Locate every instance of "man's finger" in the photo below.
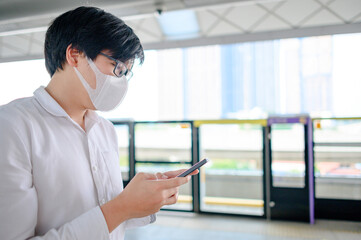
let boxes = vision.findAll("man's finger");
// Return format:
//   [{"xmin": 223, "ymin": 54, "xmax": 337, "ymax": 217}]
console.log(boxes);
[
  {"xmin": 162, "ymin": 169, "xmax": 186, "ymax": 178},
  {"xmin": 153, "ymin": 175, "xmax": 190, "ymax": 189},
  {"xmin": 164, "ymin": 187, "xmax": 178, "ymax": 199},
  {"xmin": 137, "ymin": 172, "xmax": 157, "ymax": 180},
  {"xmin": 164, "ymin": 193, "xmax": 178, "ymax": 205},
  {"xmin": 163, "ymin": 169, "xmax": 199, "ymax": 178},
  {"xmin": 156, "ymin": 172, "xmax": 168, "ymax": 180}
]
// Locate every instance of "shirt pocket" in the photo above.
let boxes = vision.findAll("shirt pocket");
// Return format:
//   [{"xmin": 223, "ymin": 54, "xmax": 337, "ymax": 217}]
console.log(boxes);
[{"xmin": 101, "ymin": 150, "xmax": 124, "ymax": 196}]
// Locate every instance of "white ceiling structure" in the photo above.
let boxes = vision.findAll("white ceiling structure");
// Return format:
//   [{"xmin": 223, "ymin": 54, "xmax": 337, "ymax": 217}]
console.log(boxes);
[{"xmin": 0, "ymin": 0, "xmax": 360, "ymax": 63}]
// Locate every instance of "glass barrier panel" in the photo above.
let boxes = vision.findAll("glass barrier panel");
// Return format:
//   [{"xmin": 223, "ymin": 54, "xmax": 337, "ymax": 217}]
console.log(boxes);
[
  {"xmin": 135, "ymin": 123, "xmax": 192, "ymax": 163},
  {"xmin": 313, "ymin": 119, "xmax": 361, "ymax": 200},
  {"xmin": 271, "ymin": 123, "xmax": 305, "ymax": 188},
  {"xmin": 199, "ymin": 124, "xmax": 264, "ymax": 216}
]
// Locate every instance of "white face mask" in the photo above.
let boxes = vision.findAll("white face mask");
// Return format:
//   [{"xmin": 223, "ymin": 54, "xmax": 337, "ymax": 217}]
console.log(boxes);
[{"xmin": 74, "ymin": 57, "xmax": 128, "ymax": 111}]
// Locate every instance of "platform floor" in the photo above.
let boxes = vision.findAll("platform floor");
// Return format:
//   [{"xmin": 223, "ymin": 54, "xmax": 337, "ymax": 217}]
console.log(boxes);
[{"xmin": 125, "ymin": 212, "xmax": 361, "ymax": 240}]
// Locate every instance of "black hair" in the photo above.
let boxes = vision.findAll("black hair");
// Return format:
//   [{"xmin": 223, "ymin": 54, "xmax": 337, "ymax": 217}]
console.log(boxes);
[{"xmin": 44, "ymin": 6, "xmax": 144, "ymax": 76}]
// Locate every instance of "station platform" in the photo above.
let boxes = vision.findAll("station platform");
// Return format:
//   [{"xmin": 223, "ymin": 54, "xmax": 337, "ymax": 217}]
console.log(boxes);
[{"xmin": 125, "ymin": 211, "xmax": 361, "ymax": 240}]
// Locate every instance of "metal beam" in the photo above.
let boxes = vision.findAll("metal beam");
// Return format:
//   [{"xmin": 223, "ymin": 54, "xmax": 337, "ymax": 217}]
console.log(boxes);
[
  {"xmin": 0, "ymin": 54, "xmax": 44, "ymax": 63},
  {"xmin": 142, "ymin": 22, "xmax": 361, "ymax": 50}
]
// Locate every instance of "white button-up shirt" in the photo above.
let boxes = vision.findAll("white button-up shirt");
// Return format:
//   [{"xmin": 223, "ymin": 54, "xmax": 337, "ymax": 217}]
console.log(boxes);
[{"xmin": 0, "ymin": 86, "xmax": 154, "ymax": 240}]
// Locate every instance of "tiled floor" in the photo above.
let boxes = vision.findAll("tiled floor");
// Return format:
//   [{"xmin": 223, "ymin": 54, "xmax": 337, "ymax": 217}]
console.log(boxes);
[{"xmin": 125, "ymin": 212, "xmax": 361, "ymax": 240}]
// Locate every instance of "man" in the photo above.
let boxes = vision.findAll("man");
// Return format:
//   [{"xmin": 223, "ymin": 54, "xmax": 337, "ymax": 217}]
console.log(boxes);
[{"xmin": 0, "ymin": 6, "xmax": 196, "ymax": 240}]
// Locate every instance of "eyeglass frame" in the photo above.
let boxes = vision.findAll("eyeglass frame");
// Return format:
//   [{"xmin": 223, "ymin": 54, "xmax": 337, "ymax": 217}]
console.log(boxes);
[{"xmin": 99, "ymin": 52, "xmax": 134, "ymax": 80}]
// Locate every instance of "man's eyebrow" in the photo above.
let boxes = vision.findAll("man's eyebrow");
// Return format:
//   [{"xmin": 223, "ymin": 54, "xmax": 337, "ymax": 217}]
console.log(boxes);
[{"xmin": 107, "ymin": 55, "xmax": 118, "ymax": 63}]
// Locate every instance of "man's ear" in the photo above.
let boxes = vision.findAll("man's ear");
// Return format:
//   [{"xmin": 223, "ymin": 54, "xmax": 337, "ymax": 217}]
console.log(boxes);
[{"xmin": 65, "ymin": 44, "xmax": 82, "ymax": 67}]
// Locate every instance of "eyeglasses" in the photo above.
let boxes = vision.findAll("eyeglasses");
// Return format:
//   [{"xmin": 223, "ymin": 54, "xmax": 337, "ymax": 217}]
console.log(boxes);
[{"xmin": 99, "ymin": 52, "xmax": 134, "ymax": 81}]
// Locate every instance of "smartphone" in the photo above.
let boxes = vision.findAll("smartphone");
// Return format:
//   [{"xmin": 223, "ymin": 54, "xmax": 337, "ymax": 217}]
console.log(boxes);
[{"xmin": 177, "ymin": 158, "xmax": 209, "ymax": 177}]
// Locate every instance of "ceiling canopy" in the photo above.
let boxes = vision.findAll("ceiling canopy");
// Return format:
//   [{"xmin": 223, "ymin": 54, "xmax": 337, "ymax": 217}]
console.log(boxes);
[{"xmin": 0, "ymin": 0, "xmax": 360, "ymax": 63}]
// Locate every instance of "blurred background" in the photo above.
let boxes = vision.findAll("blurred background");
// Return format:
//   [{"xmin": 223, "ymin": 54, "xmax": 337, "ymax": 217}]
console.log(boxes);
[{"xmin": 1, "ymin": 0, "xmax": 360, "ymax": 239}]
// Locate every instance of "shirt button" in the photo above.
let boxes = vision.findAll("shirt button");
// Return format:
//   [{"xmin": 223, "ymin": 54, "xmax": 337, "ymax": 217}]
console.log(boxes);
[
  {"xmin": 92, "ymin": 165, "xmax": 98, "ymax": 172},
  {"xmin": 101, "ymin": 199, "xmax": 106, "ymax": 205}
]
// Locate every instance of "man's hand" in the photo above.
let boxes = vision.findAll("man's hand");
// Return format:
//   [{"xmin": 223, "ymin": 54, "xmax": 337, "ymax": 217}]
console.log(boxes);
[
  {"xmin": 155, "ymin": 168, "xmax": 199, "ymax": 179},
  {"xmin": 100, "ymin": 170, "xmax": 197, "ymax": 233}
]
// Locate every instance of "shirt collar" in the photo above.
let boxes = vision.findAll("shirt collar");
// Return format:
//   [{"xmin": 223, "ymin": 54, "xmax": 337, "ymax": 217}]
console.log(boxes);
[
  {"xmin": 85, "ymin": 109, "xmax": 101, "ymax": 124},
  {"xmin": 33, "ymin": 86, "xmax": 100, "ymax": 124},
  {"xmin": 34, "ymin": 86, "xmax": 68, "ymax": 117}
]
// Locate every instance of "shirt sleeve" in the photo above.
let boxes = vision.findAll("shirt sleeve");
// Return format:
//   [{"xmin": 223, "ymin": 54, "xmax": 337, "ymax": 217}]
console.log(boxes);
[
  {"xmin": 125, "ymin": 214, "xmax": 156, "ymax": 229},
  {"xmin": 31, "ymin": 207, "xmax": 110, "ymax": 240},
  {"xmin": 0, "ymin": 114, "xmax": 111, "ymax": 240}
]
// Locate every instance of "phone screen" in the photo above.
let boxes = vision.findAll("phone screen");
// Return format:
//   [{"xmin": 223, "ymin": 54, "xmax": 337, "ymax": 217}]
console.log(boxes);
[{"xmin": 177, "ymin": 158, "xmax": 209, "ymax": 177}]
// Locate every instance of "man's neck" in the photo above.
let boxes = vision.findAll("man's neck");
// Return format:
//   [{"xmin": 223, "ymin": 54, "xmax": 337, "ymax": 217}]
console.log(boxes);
[{"xmin": 45, "ymin": 70, "xmax": 89, "ymax": 131}]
